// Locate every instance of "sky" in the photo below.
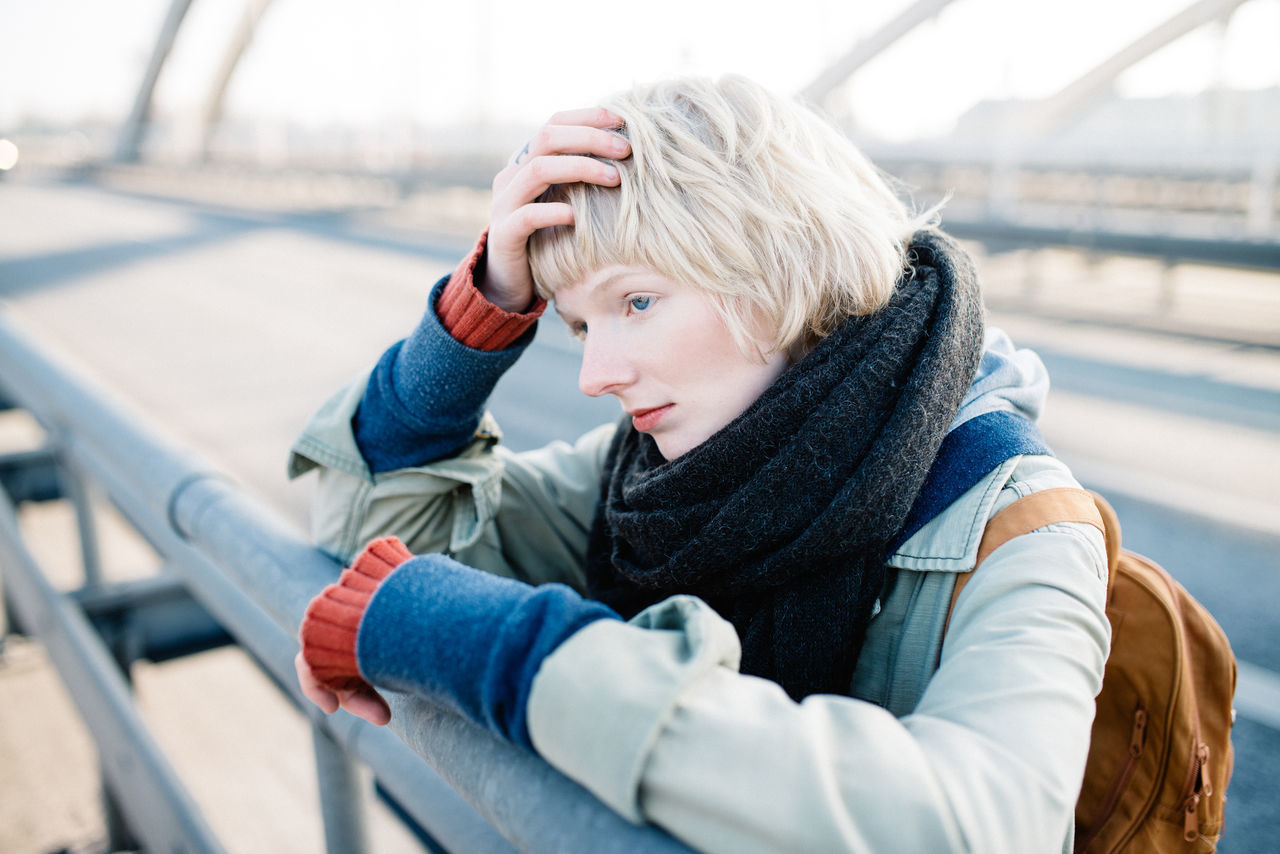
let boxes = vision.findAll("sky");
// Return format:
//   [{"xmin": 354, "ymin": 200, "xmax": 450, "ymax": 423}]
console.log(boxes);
[{"xmin": 2, "ymin": 0, "xmax": 1279, "ymax": 142}]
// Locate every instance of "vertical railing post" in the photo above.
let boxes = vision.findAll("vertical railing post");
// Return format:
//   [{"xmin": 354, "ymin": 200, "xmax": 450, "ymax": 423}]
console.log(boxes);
[
  {"xmin": 69, "ymin": 443, "xmax": 140, "ymax": 850},
  {"xmin": 55, "ymin": 438, "xmax": 132, "ymax": 846},
  {"xmin": 56, "ymin": 452, "xmax": 105, "ymax": 589},
  {"xmin": 1158, "ymin": 258, "xmax": 1179, "ymax": 314},
  {"xmin": 312, "ymin": 724, "xmax": 370, "ymax": 854},
  {"xmin": 1248, "ymin": 158, "xmax": 1277, "ymax": 237},
  {"xmin": 102, "ymin": 778, "xmax": 143, "ymax": 853}
]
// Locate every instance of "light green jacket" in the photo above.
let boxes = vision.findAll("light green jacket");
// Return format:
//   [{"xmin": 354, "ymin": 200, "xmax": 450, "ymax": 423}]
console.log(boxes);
[{"xmin": 289, "ymin": 377, "xmax": 1110, "ymax": 854}]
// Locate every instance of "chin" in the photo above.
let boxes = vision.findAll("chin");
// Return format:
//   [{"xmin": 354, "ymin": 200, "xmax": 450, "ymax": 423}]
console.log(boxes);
[
  {"xmin": 654, "ymin": 433, "xmax": 703, "ymax": 461},
  {"xmin": 652, "ymin": 437, "xmax": 680, "ymax": 461}
]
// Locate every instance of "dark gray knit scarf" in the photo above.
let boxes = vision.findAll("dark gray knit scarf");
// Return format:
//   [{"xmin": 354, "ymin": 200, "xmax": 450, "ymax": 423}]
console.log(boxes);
[{"xmin": 584, "ymin": 230, "xmax": 985, "ymax": 700}]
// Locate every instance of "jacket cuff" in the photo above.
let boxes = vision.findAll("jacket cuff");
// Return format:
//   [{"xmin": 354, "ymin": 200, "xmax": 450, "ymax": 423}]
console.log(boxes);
[
  {"xmin": 437, "ymin": 230, "xmax": 546, "ymax": 351},
  {"xmin": 525, "ymin": 595, "xmax": 742, "ymax": 820},
  {"xmin": 300, "ymin": 537, "xmax": 414, "ymax": 690}
]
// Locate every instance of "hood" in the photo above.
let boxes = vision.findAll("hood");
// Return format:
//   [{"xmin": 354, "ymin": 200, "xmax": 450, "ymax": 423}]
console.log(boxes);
[{"xmin": 950, "ymin": 327, "xmax": 1048, "ymax": 431}]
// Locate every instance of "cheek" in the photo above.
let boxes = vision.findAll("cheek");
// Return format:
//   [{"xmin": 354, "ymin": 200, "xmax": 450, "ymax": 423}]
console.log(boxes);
[
  {"xmin": 726, "ymin": 359, "xmax": 786, "ymax": 411},
  {"xmin": 651, "ymin": 295, "xmax": 783, "ymax": 411},
  {"xmin": 693, "ymin": 340, "xmax": 785, "ymax": 415}
]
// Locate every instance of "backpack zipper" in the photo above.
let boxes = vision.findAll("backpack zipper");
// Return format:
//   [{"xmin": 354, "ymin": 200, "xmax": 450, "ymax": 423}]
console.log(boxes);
[
  {"xmin": 1181, "ymin": 742, "xmax": 1212, "ymax": 842},
  {"xmin": 1157, "ymin": 564, "xmax": 1211, "ymax": 845},
  {"xmin": 1077, "ymin": 707, "xmax": 1146, "ymax": 850}
]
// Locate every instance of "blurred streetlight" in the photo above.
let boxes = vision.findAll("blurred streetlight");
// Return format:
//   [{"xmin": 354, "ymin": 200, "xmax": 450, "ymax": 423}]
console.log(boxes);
[{"xmin": 0, "ymin": 139, "xmax": 19, "ymax": 171}]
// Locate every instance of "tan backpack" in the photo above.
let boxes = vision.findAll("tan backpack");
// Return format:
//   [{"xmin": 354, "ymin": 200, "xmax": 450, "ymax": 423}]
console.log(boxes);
[{"xmin": 950, "ymin": 487, "xmax": 1237, "ymax": 852}]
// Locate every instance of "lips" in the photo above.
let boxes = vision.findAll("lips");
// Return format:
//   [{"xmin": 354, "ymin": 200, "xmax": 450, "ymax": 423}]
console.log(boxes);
[{"xmin": 629, "ymin": 404, "xmax": 673, "ymax": 432}]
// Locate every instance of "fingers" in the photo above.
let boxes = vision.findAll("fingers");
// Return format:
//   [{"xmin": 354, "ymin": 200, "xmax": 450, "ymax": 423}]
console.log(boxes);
[
  {"xmin": 489, "ymin": 157, "xmax": 616, "ymax": 272},
  {"xmin": 482, "ymin": 107, "xmax": 629, "ymax": 308},
  {"xmin": 337, "ymin": 687, "xmax": 392, "ymax": 727},
  {"xmin": 295, "ymin": 652, "xmax": 339, "ymax": 714},
  {"xmin": 295, "ymin": 651, "xmax": 391, "ymax": 726},
  {"xmin": 525, "ymin": 122, "xmax": 630, "ymax": 163},
  {"xmin": 497, "ymin": 118, "xmax": 629, "ymax": 193},
  {"xmin": 500, "ymin": 155, "xmax": 620, "ymax": 206},
  {"xmin": 497, "ymin": 201, "xmax": 576, "ymax": 238},
  {"xmin": 546, "ymin": 106, "xmax": 625, "ymax": 129},
  {"xmin": 508, "ymin": 107, "xmax": 624, "ymax": 169},
  {"xmin": 498, "ymin": 139, "xmax": 627, "ymax": 199}
]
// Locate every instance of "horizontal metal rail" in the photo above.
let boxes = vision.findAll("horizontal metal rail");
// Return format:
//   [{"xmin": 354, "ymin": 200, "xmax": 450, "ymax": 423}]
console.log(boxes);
[
  {"xmin": 0, "ymin": 309, "xmax": 693, "ymax": 853},
  {"xmin": 866, "ymin": 156, "xmax": 1280, "ymax": 270},
  {"xmin": 941, "ymin": 214, "xmax": 1280, "ymax": 271}
]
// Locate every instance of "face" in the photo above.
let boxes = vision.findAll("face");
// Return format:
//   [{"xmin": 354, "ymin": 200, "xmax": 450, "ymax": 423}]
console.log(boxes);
[{"xmin": 554, "ymin": 266, "xmax": 788, "ymax": 460}]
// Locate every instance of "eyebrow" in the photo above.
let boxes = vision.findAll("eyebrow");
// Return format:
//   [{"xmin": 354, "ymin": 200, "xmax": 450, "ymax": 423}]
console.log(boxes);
[{"xmin": 553, "ymin": 270, "xmax": 650, "ymax": 323}]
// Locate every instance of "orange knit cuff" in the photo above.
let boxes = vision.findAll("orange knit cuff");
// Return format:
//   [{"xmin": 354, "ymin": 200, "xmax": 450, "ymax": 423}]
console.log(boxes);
[
  {"xmin": 436, "ymin": 229, "xmax": 546, "ymax": 351},
  {"xmin": 300, "ymin": 537, "xmax": 414, "ymax": 692}
]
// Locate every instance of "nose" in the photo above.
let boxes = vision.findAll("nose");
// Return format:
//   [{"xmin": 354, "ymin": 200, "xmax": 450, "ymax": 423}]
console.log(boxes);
[{"xmin": 578, "ymin": 332, "xmax": 634, "ymax": 398}]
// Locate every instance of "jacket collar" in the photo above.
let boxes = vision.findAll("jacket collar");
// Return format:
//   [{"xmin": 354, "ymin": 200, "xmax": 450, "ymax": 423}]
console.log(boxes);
[{"xmin": 889, "ymin": 456, "xmax": 1021, "ymax": 572}]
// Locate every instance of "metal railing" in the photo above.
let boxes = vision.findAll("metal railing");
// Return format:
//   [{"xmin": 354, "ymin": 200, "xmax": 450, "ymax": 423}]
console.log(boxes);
[
  {"xmin": 867, "ymin": 155, "xmax": 1280, "ymax": 271},
  {"xmin": 0, "ymin": 309, "xmax": 693, "ymax": 854}
]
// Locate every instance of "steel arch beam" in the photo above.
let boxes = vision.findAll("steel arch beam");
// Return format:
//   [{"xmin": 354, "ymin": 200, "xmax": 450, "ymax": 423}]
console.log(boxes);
[
  {"xmin": 115, "ymin": 0, "xmax": 196, "ymax": 163},
  {"xmin": 200, "ymin": 0, "xmax": 277, "ymax": 159},
  {"xmin": 115, "ymin": 0, "xmax": 278, "ymax": 164},
  {"xmin": 799, "ymin": 0, "xmax": 960, "ymax": 106},
  {"xmin": 1021, "ymin": 0, "xmax": 1253, "ymax": 135}
]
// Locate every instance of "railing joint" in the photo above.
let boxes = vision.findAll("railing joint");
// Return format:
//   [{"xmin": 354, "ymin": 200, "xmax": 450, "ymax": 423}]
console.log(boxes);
[{"xmin": 0, "ymin": 447, "xmax": 63, "ymax": 504}]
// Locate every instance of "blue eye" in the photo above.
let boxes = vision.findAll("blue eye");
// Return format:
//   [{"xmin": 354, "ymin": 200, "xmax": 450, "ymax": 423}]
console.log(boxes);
[{"xmin": 629, "ymin": 296, "xmax": 653, "ymax": 312}]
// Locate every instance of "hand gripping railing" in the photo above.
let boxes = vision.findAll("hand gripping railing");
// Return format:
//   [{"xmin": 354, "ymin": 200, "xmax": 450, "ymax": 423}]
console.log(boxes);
[{"xmin": 0, "ymin": 309, "xmax": 694, "ymax": 854}]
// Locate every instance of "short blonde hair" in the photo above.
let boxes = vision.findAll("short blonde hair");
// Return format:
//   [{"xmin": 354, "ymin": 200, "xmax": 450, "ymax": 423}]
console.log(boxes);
[{"xmin": 528, "ymin": 74, "xmax": 935, "ymax": 357}]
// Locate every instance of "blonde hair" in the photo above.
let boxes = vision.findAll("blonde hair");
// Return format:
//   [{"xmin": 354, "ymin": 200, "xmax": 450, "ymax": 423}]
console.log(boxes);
[{"xmin": 528, "ymin": 74, "xmax": 936, "ymax": 357}]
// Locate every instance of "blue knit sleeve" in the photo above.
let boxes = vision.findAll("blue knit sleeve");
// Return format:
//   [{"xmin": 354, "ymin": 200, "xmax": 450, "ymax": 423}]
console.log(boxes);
[
  {"xmin": 354, "ymin": 276, "xmax": 535, "ymax": 473},
  {"xmin": 355, "ymin": 554, "xmax": 620, "ymax": 749}
]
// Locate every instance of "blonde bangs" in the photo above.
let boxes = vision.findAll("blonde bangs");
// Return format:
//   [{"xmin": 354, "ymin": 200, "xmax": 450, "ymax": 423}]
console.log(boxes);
[{"xmin": 528, "ymin": 181, "xmax": 629, "ymax": 301}]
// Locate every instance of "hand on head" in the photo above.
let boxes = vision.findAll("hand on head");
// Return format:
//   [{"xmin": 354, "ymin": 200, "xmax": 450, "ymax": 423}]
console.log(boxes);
[{"xmin": 483, "ymin": 108, "xmax": 631, "ymax": 313}]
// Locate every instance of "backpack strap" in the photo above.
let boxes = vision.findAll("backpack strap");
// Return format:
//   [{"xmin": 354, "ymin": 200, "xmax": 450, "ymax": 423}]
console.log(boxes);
[{"xmin": 946, "ymin": 487, "xmax": 1110, "ymax": 634}]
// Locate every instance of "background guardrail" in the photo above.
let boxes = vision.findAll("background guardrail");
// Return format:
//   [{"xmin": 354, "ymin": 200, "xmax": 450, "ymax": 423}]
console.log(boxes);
[{"xmin": 0, "ymin": 308, "xmax": 694, "ymax": 854}]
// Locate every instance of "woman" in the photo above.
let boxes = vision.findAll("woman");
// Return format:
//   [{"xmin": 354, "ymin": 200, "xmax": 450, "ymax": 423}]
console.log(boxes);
[{"xmin": 291, "ymin": 76, "xmax": 1109, "ymax": 853}]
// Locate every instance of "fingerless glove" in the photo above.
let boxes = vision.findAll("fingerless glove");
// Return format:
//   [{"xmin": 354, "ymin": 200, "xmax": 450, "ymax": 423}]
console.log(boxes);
[
  {"xmin": 299, "ymin": 536, "xmax": 413, "ymax": 692},
  {"xmin": 300, "ymin": 536, "xmax": 622, "ymax": 749},
  {"xmin": 353, "ymin": 233, "xmax": 546, "ymax": 473},
  {"xmin": 436, "ymin": 232, "xmax": 545, "ymax": 350}
]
